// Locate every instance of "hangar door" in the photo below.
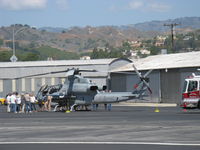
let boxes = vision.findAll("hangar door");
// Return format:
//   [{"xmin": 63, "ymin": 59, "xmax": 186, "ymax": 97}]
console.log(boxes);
[
  {"xmin": 110, "ymin": 73, "xmax": 126, "ymax": 92},
  {"xmin": 160, "ymin": 69, "xmax": 181, "ymax": 103}
]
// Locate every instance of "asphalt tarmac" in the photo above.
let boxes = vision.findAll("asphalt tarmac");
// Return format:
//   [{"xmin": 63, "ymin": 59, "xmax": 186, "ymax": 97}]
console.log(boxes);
[{"xmin": 0, "ymin": 104, "xmax": 200, "ymax": 150}]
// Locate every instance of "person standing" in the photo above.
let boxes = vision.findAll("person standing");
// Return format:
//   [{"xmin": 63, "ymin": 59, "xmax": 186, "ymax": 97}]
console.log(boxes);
[
  {"xmin": 47, "ymin": 95, "xmax": 52, "ymax": 111},
  {"xmin": 24, "ymin": 93, "xmax": 31, "ymax": 113},
  {"xmin": 20, "ymin": 93, "xmax": 26, "ymax": 113},
  {"xmin": 6, "ymin": 93, "xmax": 11, "ymax": 113},
  {"xmin": 38, "ymin": 99, "xmax": 44, "ymax": 112},
  {"xmin": 10, "ymin": 92, "xmax": 17, "ymax": 113},
  {"xmin": 16, "ymin": 93, "xmax": 21, "ymax": 113},
  {"xmin": 43, "ymin": 96, "xmax": 48, "ymax": 111},
  {"xmin": 30, "ymin": 93, "xmax": 37, "ymax": 112}
]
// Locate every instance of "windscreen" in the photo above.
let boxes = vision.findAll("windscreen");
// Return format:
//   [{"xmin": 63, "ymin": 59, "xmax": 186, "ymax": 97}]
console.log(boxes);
[{"xmin": 187, "ymin": 80, "xmax": 198, "ymax": 92}]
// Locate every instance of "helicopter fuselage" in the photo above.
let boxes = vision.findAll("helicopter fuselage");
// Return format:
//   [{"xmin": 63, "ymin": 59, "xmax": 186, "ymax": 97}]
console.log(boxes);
[{"xmin": 35, "ymin": 67, "xmax": 152, "ymax": 111}]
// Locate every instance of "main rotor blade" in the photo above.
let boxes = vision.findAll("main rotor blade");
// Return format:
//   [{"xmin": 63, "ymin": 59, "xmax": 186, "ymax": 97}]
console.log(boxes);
[
  {"xmin": 1, "ymin": 68, "xmax": 98, "ymax": 80},
  {"xmin": 110, "ymin": 71, "xmax": 137, "ymax": 75},
  {"xmin": 2, "ymin": 69, "xmax": 69, "ymax": 80},
  {"xmin": 142, "ymin": 79, "xmax": 152, "ymax": 94},
  {"xmin": 67, "ymin": 68, "xmax": 97, "ymax": 76},
  {"xmin": 77, "ymin": 69, "xmax": 97, "ymax": 72},
  {"xmin": 143, "ymin": 69, "xmax": 153, "ymax": 78},
  {"xmin": 132, "ymin": 64, "xmax": 142, "ymax": 78}
]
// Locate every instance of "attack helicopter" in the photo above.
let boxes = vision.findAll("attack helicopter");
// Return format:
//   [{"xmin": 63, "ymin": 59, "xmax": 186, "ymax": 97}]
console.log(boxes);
[
  {"xmin": 34, "ymin": 64, "xmax": 152, "ymax": 111},
  {"xmin": 4, "ymin": 64, "xmax": 153, "ymax": 111}
]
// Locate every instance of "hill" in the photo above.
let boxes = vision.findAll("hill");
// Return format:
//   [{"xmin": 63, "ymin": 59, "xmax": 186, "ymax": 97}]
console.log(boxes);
[
  {"xmin": 40, "ymin": 17, "xmax": 200, "ymax": 33},
  {"xmin": 0, "ymin": 17, "xmax": 199, "ymax": 54},
  {"xmin": 131, "ymin": 17, "xmax": 200, "ymax": 32},
  {"xmin": 0, "ymin": 25, "xmax": 159, "ymax": 52}
]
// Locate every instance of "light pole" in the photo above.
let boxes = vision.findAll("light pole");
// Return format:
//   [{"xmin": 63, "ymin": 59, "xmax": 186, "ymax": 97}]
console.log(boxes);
[{"xmin": 10, "ymin": 25, "xmax": 27, "ymax": 62}]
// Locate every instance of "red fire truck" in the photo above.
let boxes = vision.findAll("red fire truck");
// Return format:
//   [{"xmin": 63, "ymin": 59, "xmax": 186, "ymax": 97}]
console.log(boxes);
[{"xmin": 181, "ymin": 73, "xmax": 200, "ymax": 109}]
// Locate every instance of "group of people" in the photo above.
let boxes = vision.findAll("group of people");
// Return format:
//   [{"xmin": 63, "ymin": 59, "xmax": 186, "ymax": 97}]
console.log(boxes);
[{"xmin": 6, "ymin": 92, "xmax": 52, "ymax": 113}]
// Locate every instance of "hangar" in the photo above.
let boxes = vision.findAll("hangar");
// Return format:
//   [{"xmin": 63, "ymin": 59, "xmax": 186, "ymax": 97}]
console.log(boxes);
[
  {"xmin": 0, "ymin": 51, "xmax": 199, "ymax": 104},
  {"xmin": 110, "ymin": 51, "xmax": 200, "ymax": 104},
  {"xmin": 0, "ymin": 58, "xmax": 131, "ymax": 97}
]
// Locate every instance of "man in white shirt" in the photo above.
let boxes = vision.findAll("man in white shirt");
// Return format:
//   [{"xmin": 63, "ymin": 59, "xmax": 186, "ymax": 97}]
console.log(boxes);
[
  {"xmin": 6, "ymin": 93, "xmax": 11, "ymax": 113},
  {"xmin": 10, "ymin": 92, "xmax": 17, "ymax": 113},
  {"xmin": 30, "ymin": 93, "xmax": 37, "ymax": 112}
]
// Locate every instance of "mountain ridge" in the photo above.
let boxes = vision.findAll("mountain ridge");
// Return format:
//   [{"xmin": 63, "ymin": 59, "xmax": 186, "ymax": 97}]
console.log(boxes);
[
  {"xmin": 39, "ymin": 16, "xmax": 200, "ymax": 33},
  {"xmin": 0, "ymin": 17, "xmax": 199, "ymax": 52}
]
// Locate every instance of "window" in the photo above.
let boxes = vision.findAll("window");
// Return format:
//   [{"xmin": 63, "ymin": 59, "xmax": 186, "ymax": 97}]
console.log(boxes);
[
  {"xmin": 188, "ymin": 81, "xmax": 198, "ymax": 92},
  {"xmin": 61, "ymin": 78, "xmax": 65, "ymax": 84},
  {"xmin": 31, "ymin": 78, "xmax": 35, "ymax": 92},
  {"xmin": 22, "ymin": 78, "xmax": 25, "ymax": 91},
  {"xmin": 51, "ymin": 77, "xmax": 55, "ymax": 85},
  {"xmin": 41, "ymin": 78, "xmax": 46, "ymax": 86},
  {"xmin": 12, "ymin": 80, "xmax": 16, "ymax": 92}
]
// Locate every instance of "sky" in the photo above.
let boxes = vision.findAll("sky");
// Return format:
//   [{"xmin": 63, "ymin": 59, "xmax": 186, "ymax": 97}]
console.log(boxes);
[{"xmin": 0, "ymin": 0, "xmax": 199, "ymax": 28}]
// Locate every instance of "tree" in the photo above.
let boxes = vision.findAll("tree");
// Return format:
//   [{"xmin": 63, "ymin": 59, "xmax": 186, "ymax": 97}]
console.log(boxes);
[
  {"xmin": 149, "ymin": 46, "xmax": 160, "ymax": 55},
  {"xmin": 121, "ymin": 41, "xmax": 132, "ymax": 51},
  {"xmin": 5, "ymin": 41, "xmax": 20, "ymax": 49},
  {"xmin": 0, "ymin": 51, "xmax": 12, "ymax": 62},
  {"xmin": 0, "ymin": 39, "xmax": 3, "ymax": 46},
  {"xmin": 29, "ymin": 42, "xmax": 37, "ymax": 48},
  {"xmin": 91, "ymin": 48, "xmax": 99, "ymax": 59},
  {"xmin": 21, "ymin": 52, "xmax": 39, "ymax": 61}
]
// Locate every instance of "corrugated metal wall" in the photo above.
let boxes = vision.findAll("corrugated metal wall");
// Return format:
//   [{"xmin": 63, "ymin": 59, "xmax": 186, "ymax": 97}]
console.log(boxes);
[
  {"xmin": 110, "ymin": 73, "xmax": 127, "ymax": 92},
  {"xmin": 160, "ymin": 69, "xmax": 181, "ymax": 103},
  {"xmin": 147, "ymin": 70, "xmax": 161, "ymax": 102}
]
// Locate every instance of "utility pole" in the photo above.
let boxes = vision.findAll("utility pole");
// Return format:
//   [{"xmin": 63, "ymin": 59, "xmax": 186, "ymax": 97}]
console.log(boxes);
[{"xmin": 164, "ymin": 23, "xmax": 179, "ymax": 52}]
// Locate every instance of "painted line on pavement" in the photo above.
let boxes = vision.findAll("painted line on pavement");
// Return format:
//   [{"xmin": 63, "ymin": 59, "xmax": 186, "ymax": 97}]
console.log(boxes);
[
  {"xmin": 114, "ymin": 102, "xmax": 177, "ymax": 107},
  {"xmin": 0, "ymin": 141, "xmax": 199, "ymax": 146}
]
